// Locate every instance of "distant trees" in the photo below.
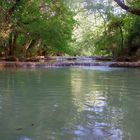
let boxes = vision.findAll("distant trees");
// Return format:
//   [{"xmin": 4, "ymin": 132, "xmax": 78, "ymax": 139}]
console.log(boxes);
[{"xmin": 68, "ymin": 0, "xmax": 140, "ymax": 58}]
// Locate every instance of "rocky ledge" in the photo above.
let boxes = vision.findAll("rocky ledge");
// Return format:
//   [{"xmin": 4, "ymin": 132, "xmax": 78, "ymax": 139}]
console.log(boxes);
[
  {"xmin": 0, "ymin": 61, "xmax": 109, "ymax": 68},
  {"xmin": 109, "ymin": 62, "xmax": 140, "ymax": 68},
  {"xmin": 0, "ymin": 61, "xmax": 140, "ymax": 68}
]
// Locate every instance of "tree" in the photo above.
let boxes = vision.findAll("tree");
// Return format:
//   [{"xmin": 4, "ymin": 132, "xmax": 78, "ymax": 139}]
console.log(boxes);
[{"xmin": 0, "ymin": 0, "xmax": 75, "ymax": 58}]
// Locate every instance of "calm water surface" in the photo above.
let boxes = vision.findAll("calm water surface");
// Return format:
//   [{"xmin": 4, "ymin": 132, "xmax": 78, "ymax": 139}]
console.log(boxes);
[{"xmin": 0, "ymin": 67, "xmax": 140, "ymax": 140}]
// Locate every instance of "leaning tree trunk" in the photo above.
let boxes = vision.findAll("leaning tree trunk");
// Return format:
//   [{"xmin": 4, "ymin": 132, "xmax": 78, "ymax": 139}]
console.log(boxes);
[{"xmin": 24, "ymin": 39, "xmax": 42, "ymax": 57}]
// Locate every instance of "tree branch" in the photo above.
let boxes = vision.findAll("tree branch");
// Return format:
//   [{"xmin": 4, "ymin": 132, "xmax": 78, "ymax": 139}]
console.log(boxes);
[{"xmin": 114, "ymin": 0, "xmax": 140, "ymax": 16}]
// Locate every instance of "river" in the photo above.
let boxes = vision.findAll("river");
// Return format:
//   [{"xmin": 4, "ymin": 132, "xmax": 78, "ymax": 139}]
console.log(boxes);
[{"xmin": 0, "ymin": 67, "xmax": 140, "ymax": 140}]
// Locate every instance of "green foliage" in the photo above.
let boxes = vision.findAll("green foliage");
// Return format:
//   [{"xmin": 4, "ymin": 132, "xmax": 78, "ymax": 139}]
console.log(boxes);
[
  {"xmin": 69, "ymin": 0, "xmax": 140, "ymax": 57},
  {"xmin": 125, "ymin": 16, "xmax": 140, "ymax": 55},
  {"xmin": 94, "ymin": 15, "xmax": 125, "ymax": 56},
  {"xmin": 0, "ymin": 0, "xmax": 75, "ymax": 57},
  {"xmin": 1, "ymin": 0, "xmax": 140, "ymax": 58}
]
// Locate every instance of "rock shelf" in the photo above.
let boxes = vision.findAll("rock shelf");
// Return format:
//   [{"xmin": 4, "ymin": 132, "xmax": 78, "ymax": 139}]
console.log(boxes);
[{"xmin": 0, "ymin": 61, "xmax": 140, "ymax": 68}]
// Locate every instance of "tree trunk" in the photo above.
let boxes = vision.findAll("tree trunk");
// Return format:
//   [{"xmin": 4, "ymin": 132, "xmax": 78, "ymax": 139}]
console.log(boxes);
[
  {"xmin": 22, "ymin": 40, "xmax": 33, "ymax": 57},
  {"xmin": 9, "ymin": 32, "xmax": 18, "ymax": 56},
  {"xmin": 24, "ymin": 39, "xmax": 42, "ymax": 57},
  {"xmin": 119, "ymin": 25, "xmax": 124, "ymax": 49}
]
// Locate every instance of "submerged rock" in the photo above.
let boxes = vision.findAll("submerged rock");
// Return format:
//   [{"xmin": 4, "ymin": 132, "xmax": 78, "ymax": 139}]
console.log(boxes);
[{"xmin": 16, "ymin": 128, "xmax": 23, "ymax": 131}]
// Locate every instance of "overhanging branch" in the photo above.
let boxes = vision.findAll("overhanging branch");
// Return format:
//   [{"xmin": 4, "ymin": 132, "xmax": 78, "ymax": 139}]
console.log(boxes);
[{"xmin": 114, "ymin": 0, "xmax": 140, "ymax": 16}]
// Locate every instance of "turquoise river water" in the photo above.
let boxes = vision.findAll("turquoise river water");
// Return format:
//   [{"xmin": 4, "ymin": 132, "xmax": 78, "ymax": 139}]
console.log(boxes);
[{"xmin": 0, "ymin": 67, "xmax": 140, "ymax": 140}]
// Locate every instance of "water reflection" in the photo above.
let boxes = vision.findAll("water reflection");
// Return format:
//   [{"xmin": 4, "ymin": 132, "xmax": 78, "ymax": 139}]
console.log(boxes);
[
  {"xmin": 0, "ymin": 68, "xmax": 140, "ymax": 140},
  {"xmin": 70, "ymin": 68, "xmax": 140, "ymax": 140}
]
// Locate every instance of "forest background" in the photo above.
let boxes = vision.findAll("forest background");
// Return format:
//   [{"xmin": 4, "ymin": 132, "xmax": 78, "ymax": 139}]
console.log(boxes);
[{"xmin": 0, "ymin": 0, "xmax": 140, "ymax": 61}]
